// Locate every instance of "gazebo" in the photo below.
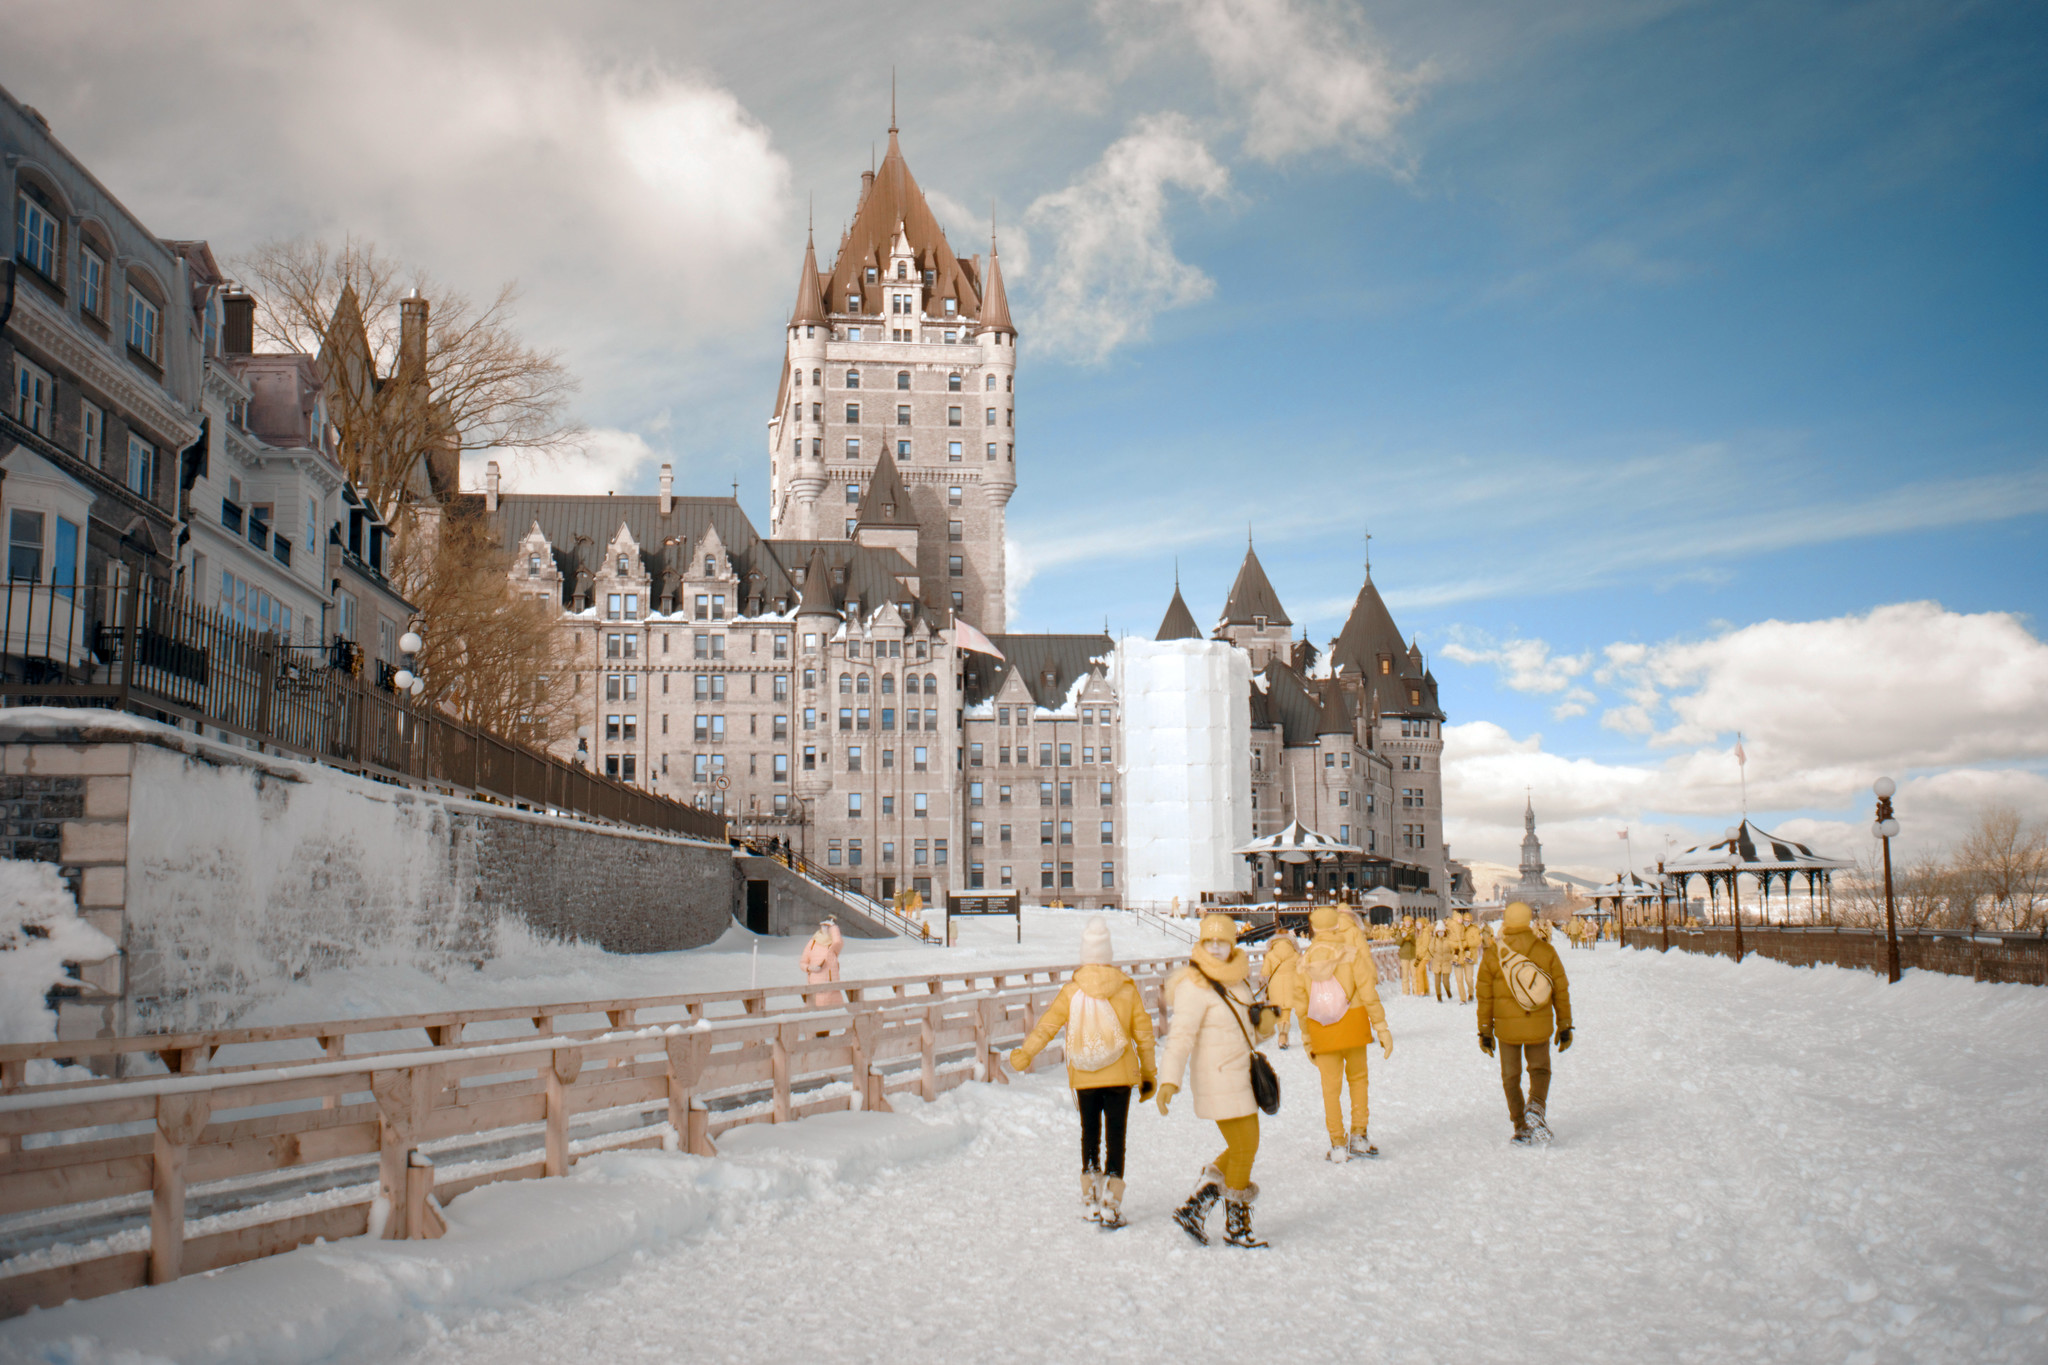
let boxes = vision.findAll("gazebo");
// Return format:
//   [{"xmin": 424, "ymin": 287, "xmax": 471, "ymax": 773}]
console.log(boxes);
[
  {"xmin": 1665, "ymin": 820, "xmax": 1852, "ymax": 926},
  {"xmin": 1585, "ymin": 871, "xmax": 1669, "ymax": 931},
  {"xmin": 1232, "ymin": 821, "xmax": 1429, "ymax": 916}
]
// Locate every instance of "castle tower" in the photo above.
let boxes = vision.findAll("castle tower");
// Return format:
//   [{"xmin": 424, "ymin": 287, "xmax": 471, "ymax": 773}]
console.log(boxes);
[
  {"xmin": 767, "ymin": 123, "xmax": 1017, "ymax": 631},
  {"xmin": 1215, "ymin": 542, "xmax": 1293, "ymax": 670},
  {"xmin": 1519, "ymin": 796, "xmax": 1546, "ymax": 886}
]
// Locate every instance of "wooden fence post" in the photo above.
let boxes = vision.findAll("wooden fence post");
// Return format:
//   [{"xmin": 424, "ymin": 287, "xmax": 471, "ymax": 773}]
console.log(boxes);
[
  {"xmin": 919, "ymin": 1005, "xmax": 938, "ymax": 1101},
  {"xmin": 663, "ymin": 1032, "xmax": 716, "ymax": 1155},
  {"xmin": 545, "ymin": 1047, "xmax": 580, "ymax": 1177},
  {"xmin": 771, "ymin": 1024, "xmax": 794, "ymax": 1123},
  {"xmin": 371, "ymin": 1067, "xmax": 429, "ymax": 1239},
  {"xmin": 405, "ymin": 1150, "xmax": 446, "ymax": 1239},
  {"xmin": 148, "ymin": 1092, "xmax": 210, "ymax": 1284},
  {"xmin": 850, "ymin": 1011, "xmax": 891, "ymax": 1114}
]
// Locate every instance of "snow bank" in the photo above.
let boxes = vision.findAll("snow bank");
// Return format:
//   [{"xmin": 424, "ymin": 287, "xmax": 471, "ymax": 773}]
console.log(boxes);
[
  {"xmin": 1117, "ymin": 637, "xmax": 1252, "ymax": 906},
  {"xmin": 0, "ymin": 860, "xmax": 115, "ymax": 1045}
]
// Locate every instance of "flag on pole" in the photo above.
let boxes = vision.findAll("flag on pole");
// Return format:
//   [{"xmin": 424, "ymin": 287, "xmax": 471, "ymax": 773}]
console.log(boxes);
[
  {"xmin": 1734, "ymin": 738, "xmax": 1746, "ymax": 766},
  {"xmin": 1618, "ymin": 829, "xmax": 1629, "ymax": 839},
  {"xmin": 950, "ymin": 618, "xmax": 1005, "ymax": 660}
]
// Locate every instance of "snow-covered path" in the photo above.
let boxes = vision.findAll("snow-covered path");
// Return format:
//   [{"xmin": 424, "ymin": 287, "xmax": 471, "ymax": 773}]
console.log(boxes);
[{"xmin": 7, "ymin": 949, "xmax": 2046, "ymax": 1365}]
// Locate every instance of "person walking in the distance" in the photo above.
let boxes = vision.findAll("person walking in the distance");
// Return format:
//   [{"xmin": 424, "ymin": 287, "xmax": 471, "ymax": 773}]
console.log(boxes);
[
  {"xmin": 1477, "ymin": 902, "xmax": 1574, "ymax": 1145},
  {"xmin": 1261, "ymin": 928, "xmax": 1301, "ymax": 1049},
  {"xmin": 1009, "ymin": 917, "xmax": 1157, "ymax": 1228},
  {"xmin": 1155, "ymin": 914, "xmax": 1277, "ymax": 1247},
  {"xmin": 1281, "ymin": 906, "xmax": 1393, "ymax": 1161}
]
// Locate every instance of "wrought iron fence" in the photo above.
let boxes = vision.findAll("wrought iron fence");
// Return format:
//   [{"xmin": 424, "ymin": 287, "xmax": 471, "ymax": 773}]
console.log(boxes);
[{"xmin": 0, "ymin": 580, "xmax": 725, "ymax": 842}]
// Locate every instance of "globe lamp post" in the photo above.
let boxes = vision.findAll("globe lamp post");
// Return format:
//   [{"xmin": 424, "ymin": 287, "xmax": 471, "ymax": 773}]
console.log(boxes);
[{"xmin": 1874, "ymin": 777, "xmax": 1901, "ymax": 984}]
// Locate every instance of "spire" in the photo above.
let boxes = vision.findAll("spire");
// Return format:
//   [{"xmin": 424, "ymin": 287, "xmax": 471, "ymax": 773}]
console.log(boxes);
[
  {"xmin": 822, "ymin": 125, "xmax": 979, "ymax": 322},
  {"xmin": 1218, "ymin": 543, "xmax": 1291, "ymax": 628},
  {"xmin": 855, "ymin": 452, "xmax": 916, "ymax": 526},
  {"xmin": 797, "ymin": 544, "xmax": 840, "ymax": 614},
  {"xmin": 980, "ymin": 238, "xmax": 1015, "ymax": 335},
  {"xmin": 790, "ymin": 228, "xmax": 827, "ymax": 327},
  {"xmin": 1313, "ymin": 681, "xmax": 1353, "ymax": 737},
  {"xmin": 1155, "ymin": 584, "xmax": 1201, "ymax": 640}
]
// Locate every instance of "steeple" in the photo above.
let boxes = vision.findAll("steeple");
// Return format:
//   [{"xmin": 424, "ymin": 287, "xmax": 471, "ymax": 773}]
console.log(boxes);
[
  {"xmin": 796, "ymin": 544, "xmax": 840, "ymax": 615},
  {"xmin": 979, "ymin": 240, "xmax": 1015, "ymax": 336},
  {"xmin": 790, "ymin": 228, "xmax": 828, "ymax": 328},
  {"xmin": 1313, "ymin": 681, "xmax": 1353, "ymax": 737},
  {"xmin": 855, "ymin": 451, "xmax": 916, "ymax": 527},
  {"xmin": 820, "ymin": 125, "xmax": 982, "ymax": 322},
  {"xmin": 1218, "ymin": 543, "xmax": 1291, "ymax": 629},
  {"xmin": 1155, "ymin": 582, "xmax": 1201, "ymax": 640}
]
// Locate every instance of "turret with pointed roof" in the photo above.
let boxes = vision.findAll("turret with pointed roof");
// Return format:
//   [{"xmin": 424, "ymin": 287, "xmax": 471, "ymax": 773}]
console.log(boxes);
[
  {"xmin": 1218, "ymin": 544, "xmax": 1291, "ymax": 629},
  {"xmin": 789, "ymin": 230, "xmax": 828, "ymax": 328},
  {"xmin": 979, "ymin": 244, "xmax": 1014, "ymax": 336},
  {"xmin": 855, "ymin": 451, "xmax": 916, "ymax": 527},
  {"xmin": 1156, "ymin": 583, "xmax": 1201, "ymax": 640}
]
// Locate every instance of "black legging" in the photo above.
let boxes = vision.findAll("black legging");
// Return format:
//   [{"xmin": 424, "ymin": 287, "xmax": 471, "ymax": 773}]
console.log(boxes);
[{"xmin": 1077, "ymin": 1086, "xmax": 1132, "ymax": 1178}]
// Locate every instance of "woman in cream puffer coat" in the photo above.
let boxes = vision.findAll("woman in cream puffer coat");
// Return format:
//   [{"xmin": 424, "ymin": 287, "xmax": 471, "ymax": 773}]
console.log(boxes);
[
  {"xmin": 1260, "ymin": 932, "xmax": 1301, "ymax": 1049},
  {"xmin": 1155, "ymin": 913, "xmax": 1276, "ymax": 1248},
  {"xmin": 1010, "ymin": 916, "xmax": 1156, "ymax": 1228}
]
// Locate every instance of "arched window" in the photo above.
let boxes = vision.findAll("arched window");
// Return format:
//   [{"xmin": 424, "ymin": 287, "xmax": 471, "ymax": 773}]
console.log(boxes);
[
  {"xmin": 811, "ymin": 369, "xmax": 821, "ymax": 384},
  {"xmin": 947, "ymin": 373, "xmax": 962, "ymax": 392},
  {"xmin": 839, "ymin": 673, "xmax": 853, "ymax": 694},
  {"xmin": 925, "ymin": 673, "xmax": 939, "ymax": 692},
  {"xmin": 844, "ymin": 369, "xmax": 860, "ymax": 389},
  {"xmin": 793, "ymin": 368, "xmax": 803, "ymax": 387},
  {"xmin": 856, "ymin": 674, "xmax": 871, "ymax": 695},
  {"xmin": 880, "ymin": 674, "xmax": 895, "ymax": 695},
  {"xmin": 896, "ymin": 261, "xmax": 908, "ymax": 280},
  {"xmin": 12, "ymin": 173, "xmax": 68, "ymax": 285},
  {"xmin": 905, "ymin": 673, "xmax": 921, "ymax": 696},
  {"xmin": 896, "ymin": 371, "xmax": 910, "ymax": 391}
]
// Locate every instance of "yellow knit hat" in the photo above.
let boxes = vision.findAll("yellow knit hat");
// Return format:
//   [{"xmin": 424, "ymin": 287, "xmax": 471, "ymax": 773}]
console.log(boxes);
[
  {"xmin": 1503, "ymin": 902, "xmax": 1533, "ymax": 931},
  {"xmin": 1309, "ymin": 906, "xmax": 1339, "ymax": 933},
  {"xmin": 1198, "ymin": 912, "xmax": 1239, "ymax": 944}
]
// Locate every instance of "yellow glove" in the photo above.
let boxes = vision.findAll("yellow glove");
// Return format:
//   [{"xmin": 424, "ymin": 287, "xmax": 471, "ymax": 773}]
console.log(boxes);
[
  {"xmin": 1378, "ymin": 1027, "xmax": 1395, "ymax": 1060},
  {"xmin": 1154, "ymin": 1082, "xmax": 1178, "ymax": 1116},
  {"xmin": 1007, "ymin": 1048, "xmax": 1031, "ymax": 1073}
]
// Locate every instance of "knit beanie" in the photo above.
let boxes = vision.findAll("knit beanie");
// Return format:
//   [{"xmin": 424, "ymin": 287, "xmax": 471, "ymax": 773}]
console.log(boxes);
[
  {"xmin": 1080, "ymin": 916, "xmax": 1113, "ymax": 964},
  {"xmin": 1198, "ymin": 912, "xmax": 1239, "ymax": 945},
  {"xmin": 1503, "ymin": 902, "xmax": 1533, "ymax": 931},
  {"xmin": 1309, "ymin": 906, "xmax": 1340, "ymax": 934}
]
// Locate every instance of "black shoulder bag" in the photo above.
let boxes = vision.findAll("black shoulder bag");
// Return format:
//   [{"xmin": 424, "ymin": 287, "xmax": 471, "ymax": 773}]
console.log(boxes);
[{"xmin": 1208, "ymin": 975, "xmax": 1281, "ymax": 1115}]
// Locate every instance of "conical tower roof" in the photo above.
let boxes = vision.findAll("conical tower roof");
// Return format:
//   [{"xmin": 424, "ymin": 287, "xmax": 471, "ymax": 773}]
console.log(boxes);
[
  {"xmin": 789, "ymin": 230, "xmax": 828, "ymax": 327},
  {"xmin": 1155, "ymin": 584, "xmax": 1201, "ymax": 640},
  {"xmin": 1329, "ymin": 576, "xmax": 1406, "ymax": 675},
  {"xmin": 822, "ymin": 127, "xmax": 984, "ymax": 320},
  {"xmin": 856, "ymin": 453, "xmax": 917, "ymax": 527},
  {"xmin": 979, "ymin": 244, "xmax": 1014, "ymax": 335},
  {"xmin": 1218, "ymin": 544, "xmax": 1291, "ymax": 628},
  {"xmin": 796, "ymin": 544, "xmax": 840, "ymax": 614},
  {"xmin": 1313, "ymin": 680, "xmax": 1354, "ymax": 737}
]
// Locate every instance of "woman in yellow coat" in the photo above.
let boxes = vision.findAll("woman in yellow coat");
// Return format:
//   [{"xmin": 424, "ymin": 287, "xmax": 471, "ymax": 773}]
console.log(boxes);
[
  {"xmin": 1260, "ymin": 930, "xmax": 1301, "ymax": 1049},
  {"xmin": 1010, "ymin": 916, "xmax": 1157, "ymax": 1228},
  {"xmin": 1156, "ymin": 914, "xmax": 1276, "ymax": 1247},
  {"xmin": 1282, "ymin": 906, "xmax": 1394, "ymax": 1160}
]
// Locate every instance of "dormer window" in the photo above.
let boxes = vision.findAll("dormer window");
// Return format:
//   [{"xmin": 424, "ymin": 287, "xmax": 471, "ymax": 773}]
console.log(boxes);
[
  {"xmin": 704, "ymin": 556, "xmax": 715, "ymax": 575},
  {"xmin": 848, "ymin": 293, "xmax": 862, "ymax": 312},
  {"xmin": 617, "ymin": 555, "xmax": 628, "ymax": 575},
  {"xmin": 1255, "ymin": 616, "xmax": 1267, "ymax": 630},
  {"xmin": 865, "ymin": 267, "xmax": 878, "ymax": 283},
  {"xmin": 528, "ymin": 555, "xmax": 541, "ymax": 577},
  {"xmin": 896, "ymin": 261, "xmax": 908, "ymax": 280},
  {"xmin": 944, "ymin": 299, "xmax": 956, "ymax": 316},
  {"xmin": 1380, "ymin": 657, "xmax": 1392, "ymax": 675}
]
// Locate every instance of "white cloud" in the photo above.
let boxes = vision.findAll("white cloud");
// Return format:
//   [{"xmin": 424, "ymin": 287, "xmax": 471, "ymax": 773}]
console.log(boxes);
[
  {"xmin": 1165, "ymin": 0, "xmax": 1422, "ymax": 162},
  {"xmin": 466, "ymin": 429, "xmax": 660, "ymax": 498},
  {"xmin": 1441, "ymin": 602, "xmax": 2048, "ymax": 874},
  {"xmin": 1022, "ymin": 114, "xmax": 1229, "ymax": 362},
  {"xmin": 1440, "ymin": 632, "xmax": 1592, "ymax": 694}
]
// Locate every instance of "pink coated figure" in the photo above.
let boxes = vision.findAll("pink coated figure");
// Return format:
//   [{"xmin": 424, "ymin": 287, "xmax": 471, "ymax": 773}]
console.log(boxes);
[{"xmin": 799, "ymin": 919, "xmax": 844, "ymax": 1007}]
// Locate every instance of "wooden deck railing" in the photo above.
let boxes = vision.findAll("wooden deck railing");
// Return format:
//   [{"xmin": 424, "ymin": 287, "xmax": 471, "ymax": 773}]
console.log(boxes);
[{"xmin": 0, "ymin": 956, "xmax": 1185, "ymax": 1316}]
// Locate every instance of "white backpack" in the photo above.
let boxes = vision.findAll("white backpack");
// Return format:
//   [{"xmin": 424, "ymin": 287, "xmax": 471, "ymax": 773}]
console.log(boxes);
[
  {"xmin": 1496, "ymin": 939, "xmax": 1554, "ymax": 1012},
  {"xmin": 1066, "ymin": 988, "xmax": 1130, "ymax": 1072},
  {"xmin": 1306, "ymin": 976, "xmax": 1350, "ymax": 1026}
]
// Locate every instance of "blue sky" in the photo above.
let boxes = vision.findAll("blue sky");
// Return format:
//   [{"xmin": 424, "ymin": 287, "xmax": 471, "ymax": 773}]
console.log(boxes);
[{"xmin": 8, "ymin": 0, "xmax": 2044, "ymax": 875}]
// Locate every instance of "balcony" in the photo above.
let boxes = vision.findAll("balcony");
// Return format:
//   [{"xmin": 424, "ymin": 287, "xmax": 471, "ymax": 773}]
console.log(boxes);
[{"xmin": 220, "ymin": 500, "xmax": 244, "ymax": 535}]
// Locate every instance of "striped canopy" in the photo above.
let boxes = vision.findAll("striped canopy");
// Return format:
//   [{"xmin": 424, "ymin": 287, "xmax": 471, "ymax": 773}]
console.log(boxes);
[
  {"xmin": 1233, "ymin": 819, "xmax": 1363, "ymax": 861},
  {"xmin": 1587, "ymin": 871, "xmax": 1670, "ymax": 900},
  {"xmin": 1666, "ymin": 819, "xmax": 1852, "ymax": 875}
]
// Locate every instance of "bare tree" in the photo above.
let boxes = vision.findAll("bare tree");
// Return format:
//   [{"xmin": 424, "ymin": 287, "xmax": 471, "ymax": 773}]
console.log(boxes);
[
  {"xmin": 1954, "ymin": 804, "xmax": 2048, "ymax": 931},
  {"xmin": 392, "ymin": 498, "xmax": 578, "ymax": 741},
  {"xmin": 232, "ymin": 237, "xmax": 580, "ymax": 522}
]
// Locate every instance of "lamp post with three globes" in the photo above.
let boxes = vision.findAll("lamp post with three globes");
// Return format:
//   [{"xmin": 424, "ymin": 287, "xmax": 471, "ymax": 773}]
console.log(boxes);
[{"xmin": 1874, "ymin": 777, "xmax": 1901, "ymax": 984}]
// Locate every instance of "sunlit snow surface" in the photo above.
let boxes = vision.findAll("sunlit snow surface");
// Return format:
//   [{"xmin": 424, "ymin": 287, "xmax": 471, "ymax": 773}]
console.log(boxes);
[{"xmin": 5, "ymin": 949, "xmax": 2045, "ymax": 1365}]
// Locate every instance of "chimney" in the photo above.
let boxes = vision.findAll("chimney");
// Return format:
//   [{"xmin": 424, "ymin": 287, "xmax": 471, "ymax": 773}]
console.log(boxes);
[
  {"xmin": 400, "ymin": 288, "xmax": 428, "ymax": 375},
  {"xmin": 222, "ymin": 292, "xmax": 254, "ymax": 355},
  {"xmin": 485, "ymin": 459, "xmax": 500, "ymax": 512},
  {"xmin": 659, "ymin": 462, "xmax": 674, "ymax": 515},
  {"xmin": 859, "ymin": 169, "xmax": 875, "ymax": 205}
]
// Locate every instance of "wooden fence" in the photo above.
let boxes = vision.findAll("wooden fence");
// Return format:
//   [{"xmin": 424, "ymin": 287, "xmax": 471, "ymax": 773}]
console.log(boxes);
[
  {"xmin": 0, "ymin": 956, "xmax": 1185, "ymax": 1316},
  {"xmin": 1623, "ymin": 925, "xmax": 2048, "ymax": 985}
]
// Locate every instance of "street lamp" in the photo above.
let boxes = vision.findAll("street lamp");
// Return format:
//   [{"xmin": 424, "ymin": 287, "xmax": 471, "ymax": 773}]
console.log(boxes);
[
  {"xmin": 1873, "ymin": 777, "xmax": 1901, "ymax": 984},
  {"xmin": 393, "ymin": 626, "xmax": 425, "ymax": 698},
  {"xmin": 1725, "ymin": 826, "xmax": 1746, "ymax": 964},
  {"xmin": 1657, "ymin": 860, "xmax": 1671, "ymax": 953}
]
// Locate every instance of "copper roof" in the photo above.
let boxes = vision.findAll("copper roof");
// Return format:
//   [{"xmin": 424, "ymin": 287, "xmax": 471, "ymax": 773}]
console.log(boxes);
[
  {"xmin": 854, "ymin": 452, "xmax": 917, "ymax": 527},
  {"xmin": 789, "ymin": 231, "xmax": 828, "ymax": 327},
  {"xmin": 963, "ymin": 634, "xmax": 1113, "ymax": 709},
  {"xmin": 1313, "ymin": 679, "xmax": 1355, "ymax": 736},
  {"xmin": 1218, "ymin": 544, "xmax": 1292, "ymax": 628},
  {"xmin": 1155, "ymin": 585, "xmax": 1201, "ymax": 640},
  {"xmin": 822, "ymin": 129, "xmax": 984, "ymax": 320},
  {"xmin": 1328, "ymin": 574, "xmax": 1442, "ymax": 719},
  {"xmin": 979, "ymin": 246, "xmax": 1013, "ymax": 334}
]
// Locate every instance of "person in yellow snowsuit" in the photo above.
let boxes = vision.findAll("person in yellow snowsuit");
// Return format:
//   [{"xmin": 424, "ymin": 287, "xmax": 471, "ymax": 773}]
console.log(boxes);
[
  {"xmin": 1430, "ymin": 921, "xmax": 1457, "ymax": 1001},
  {"xmin": 1260, "ymin": 930, "xmax": 1301, "ymax": 1049},
  {"xmin": 1411, "ymin": 918, "xmax": 1433, "ymax": 997},
  {"xmin": 1279, "ymin": 906, "xmax": 1393, "ymax": 1160},
  {"xmin": 1453, "ymin": 913, "xmax": 1480, "ymax": 1003}
]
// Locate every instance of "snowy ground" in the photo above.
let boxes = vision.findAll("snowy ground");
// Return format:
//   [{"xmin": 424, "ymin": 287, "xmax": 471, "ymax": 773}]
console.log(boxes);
[
  {"xmin": 227, "ymin": 908, "xmax": 1194, "ymax": 1030},
  {"xmin": 6, "ymin": 947, "xmax": 2045, "ymax": 1365}
]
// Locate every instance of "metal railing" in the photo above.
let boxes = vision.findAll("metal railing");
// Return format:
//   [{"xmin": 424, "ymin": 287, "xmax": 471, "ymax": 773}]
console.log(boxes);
[
  {"xmin": 0, "ymin": 581, "xmax": 725, "ymax": 843},
  {"xmin": 734, "ymin": 835, "xmax": 936, "ymax": 940}
]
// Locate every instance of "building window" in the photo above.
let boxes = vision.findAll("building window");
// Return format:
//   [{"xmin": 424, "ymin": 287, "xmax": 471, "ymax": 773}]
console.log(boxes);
[
  {"xmin": 986, "ymin": 443, "xmax": 997, "ymax": 460},
  {"xmin": 1100, "ymin": 821, "xmax": 1114, "ymax": 844},
  {"xmin": 845, "ymin": 438, "xmax": 861, "ymax": 459},
  {"xmin": 948, "ymin": 556, "xmax": 963, "ymax": 578},
  {"xmin": 7, "ymin": 510, "xmax": 43, "ymax": 582},
  {"xmin": 13, "ymin": 357, "xmax": 51, "ymax": 435},
  {"xmin": 845, "ymin": 369, "xmax": 860, "ymax": 388},
  {"xmin": 849, "ymin": 793, "xmax": 863, "ymax": 818},
  {"xmin": 947, "ymin": 406, "xmax": 962, "ymax": 426},
  {"xmin": 15, "ymin": 193, "xmax": 59, "ymax": 279},
  {"xmin": 1060, "ymin": 820, "xmax": 1073, "ymax": 845},
  {"xmin": 896, "ymin": 370, "xmax": 911, "ymax": 390},
  {"xmin": 948, "ymin": 486, "xmax": 963, "ymax": 506},
  {"xmin": 986, "ymin": 407, "xmax": 997, "ymax": 426},
  {"xmin": 126, "ymin": 434, "xmax": 155, "ymax": 499},
  {"xmin": 82, "ymin": 402, "xmax": 105, "ymax": 468},
  {"xmin": 897, "ymin": 439, "xmax": 912, "ymax": 460},
  {"xmin": 1059, "ymin": 743, "xmax": 1072, "ymax": 766},
  {"xmin": 128, "ymin": 289, "xmax": 161, "ymax": 362},
  {"xmin": 79, "ymin": 244, "xmax": 105, "ymax": 317}
]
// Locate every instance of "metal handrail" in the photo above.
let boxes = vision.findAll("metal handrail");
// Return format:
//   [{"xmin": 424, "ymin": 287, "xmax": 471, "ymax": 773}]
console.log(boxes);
[{"xmin": 737, "ymin": 837, "xmax": 936, "ymax": 940}]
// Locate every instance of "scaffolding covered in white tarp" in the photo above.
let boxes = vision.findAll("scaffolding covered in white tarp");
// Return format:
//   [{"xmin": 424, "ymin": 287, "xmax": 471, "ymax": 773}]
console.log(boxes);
[{"xmin": 1116, "ymin": 637, "xmax": 1253, "ymax": 906}]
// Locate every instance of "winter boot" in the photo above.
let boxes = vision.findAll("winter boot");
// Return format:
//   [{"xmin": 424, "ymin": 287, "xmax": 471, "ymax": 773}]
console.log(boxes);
[
  {"xmin": 1173, "ymin": 1164, "xmax": 1225, "ymax": 1245},
  {"xmin": 1325, "ymin": 1141, "xmax": 1350, "ymax": 1163},
  {"xmin": 1222, "ymin": 1184, "xmax": 1268, "ymax": 1249},
  {"xmin": 1526, "ymin": 1101, "xmax": 1553, "ymax": 1146},
  {"xmin": 1081, "ymin": 1170, "xmax": 1102, "ymax": 1221},
  {"xmin": 1346, "ymin": 1129, "xmax": 1379, "ymax": 1159},
  {"xmin": 1097, "ymin": 1177, "xmax": 1127, "ymax": 1231}
]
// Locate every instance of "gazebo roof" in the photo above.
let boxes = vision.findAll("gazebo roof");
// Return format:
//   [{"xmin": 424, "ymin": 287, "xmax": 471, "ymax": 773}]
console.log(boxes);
[
  {"xmin": 1233, "ymin": 819, "xmax": 1362, "ymax": 859},
  {"xmin": 1587, "ymin": 871, "xmax": 1670, "ymax": 900},
  {"xmin": 1666, "ymin": 819, "xmax": 1852, "ymax": 875}
]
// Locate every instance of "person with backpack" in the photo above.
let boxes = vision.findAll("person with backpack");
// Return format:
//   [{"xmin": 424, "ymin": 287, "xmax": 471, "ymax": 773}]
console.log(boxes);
[
  {"xmin": 798, "ymin": 918, "xmax": 844, "ymax": 1007},
  {"xmin": 1260, "ymin": 928, "xmax": 1301, "ymax": 1050},
  {"xmin": 1008, "ymin": 916, "xmax": 1157, "ymax": 1229},
  {"xmin": 1155, "ymin": 913, "xmax": 1278, "ymax": 1248},
  {"xmin": 1282, "ymin": 906, "xmax": 1394, "ymax": 1161},
  {"xmin": 1477, "ymin": 902, "xmax": 1574, "ymax": 1145}
]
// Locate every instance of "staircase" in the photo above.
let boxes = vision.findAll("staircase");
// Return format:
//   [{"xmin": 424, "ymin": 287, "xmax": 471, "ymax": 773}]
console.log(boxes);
[{"xmin": 732, "ymin": 839, "xmax": 938, "ymax": 942}]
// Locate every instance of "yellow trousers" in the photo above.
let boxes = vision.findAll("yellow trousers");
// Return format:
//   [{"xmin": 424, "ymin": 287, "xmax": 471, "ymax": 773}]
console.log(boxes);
[
  {"xmin": 1212, "ymin": 1114, "xmax": 1261, "ymax": 1191},
  {"xmin": 1312, "ymin": 1046, "xmax": 1370, "ymax": 1145},
  {"xmin": 1271, "ymin": 1007, "xmax": 1293, "ymax": 1044},
  {"xmin": 1411, "ymin": 960, "xmax": 1430, "ymax": 994},
  {"xmin": 1455, "ymin": 962, "xmax": 1475, "ymax": 1002}
]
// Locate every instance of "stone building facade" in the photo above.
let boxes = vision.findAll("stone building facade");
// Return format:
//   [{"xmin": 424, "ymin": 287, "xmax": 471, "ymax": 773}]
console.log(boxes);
[{"xmin": 480, "ymin": 123, "xmax": 1450, "ymax": 913}]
